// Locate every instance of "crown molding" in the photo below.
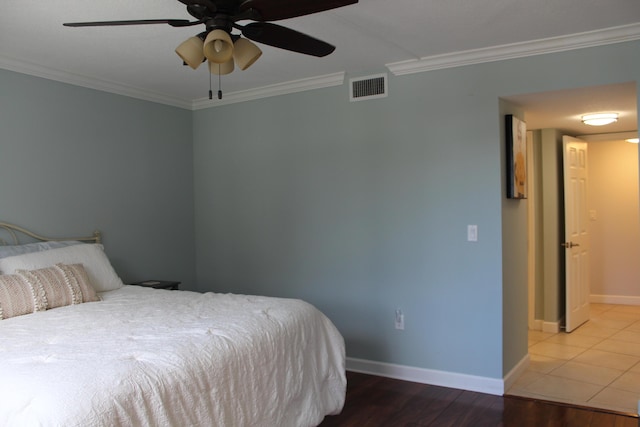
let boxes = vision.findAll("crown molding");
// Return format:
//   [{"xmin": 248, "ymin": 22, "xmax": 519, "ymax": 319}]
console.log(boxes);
[
  {"xmin": 191, "ymin": 72, "xmax": 345, "ymax": 110},
  {"xmin": 0, "ymin": 55, "xmax": 193, "ymax": 109},
  {"xmin": 386, "ymin": 23, "xmax": 640, "ymax": 76},
  {"xmin": 0, "ymin": 53, "xmax": 344, "ymax": 110},
  {"xmin": 2, "ymin": 23, "xmax": 638, "ymax": 108}
]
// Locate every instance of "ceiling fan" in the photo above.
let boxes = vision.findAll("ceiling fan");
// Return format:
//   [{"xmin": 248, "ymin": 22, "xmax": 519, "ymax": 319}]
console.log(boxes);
[{"xmin": 64, "ymin": 0, "xmax": 358, "ymax": 86}]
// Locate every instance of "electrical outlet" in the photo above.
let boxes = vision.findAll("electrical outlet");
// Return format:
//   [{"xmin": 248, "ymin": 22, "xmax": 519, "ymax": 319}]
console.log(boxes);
[{"xmin": 395, "ymin": 309, "xmax": 404, "ymax": 330}]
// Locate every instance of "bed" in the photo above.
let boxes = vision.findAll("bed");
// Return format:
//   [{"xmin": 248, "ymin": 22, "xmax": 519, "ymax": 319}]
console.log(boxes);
[{"xmin": 0, "ymin": 222, "xmax": 346, "ymax": 427}]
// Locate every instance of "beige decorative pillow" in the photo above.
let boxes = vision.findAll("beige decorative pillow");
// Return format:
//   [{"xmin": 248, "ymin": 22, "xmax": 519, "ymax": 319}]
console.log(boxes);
[
  {"xmin": 55, "ymin": 263, "xmax": 100, "ymax": 303},
  {"xmin": 0, "ymin": 274, "xmax": 37, "ymax": 320},
  {"xmin": 0, "ymin": 263, "xmax": 99, "ymax": 320}
]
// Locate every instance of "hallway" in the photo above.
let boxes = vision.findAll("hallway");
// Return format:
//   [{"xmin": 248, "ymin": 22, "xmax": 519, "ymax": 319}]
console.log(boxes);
[{"xmin": 507, "ymin": 303, "xmax": 640, "ymax": 414}]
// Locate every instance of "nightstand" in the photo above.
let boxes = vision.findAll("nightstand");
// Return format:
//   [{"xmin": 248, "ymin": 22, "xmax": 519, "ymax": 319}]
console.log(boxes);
[{"xmin": 129, "ymin": 280, "xmax": 181, "ymax": 290}]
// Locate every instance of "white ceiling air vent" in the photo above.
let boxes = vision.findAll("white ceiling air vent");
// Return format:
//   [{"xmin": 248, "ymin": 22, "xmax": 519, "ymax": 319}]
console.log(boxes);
[{"xmin": 349, "ymin": 73, "xmax": 388, "ymax": 102}]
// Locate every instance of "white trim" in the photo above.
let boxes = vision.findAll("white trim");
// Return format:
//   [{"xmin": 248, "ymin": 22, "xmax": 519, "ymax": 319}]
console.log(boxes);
[
  {"xmin": 2, "ymin": 24, "xmax": 638, "ymax": 108},
  {"xmin": 531, "ymin": 319, "xmax": 544, "ymax": 331},
  {"xmin": 191, "ymin": 72, "xmax": 345, "ymax": 110},
  {"xmin": 0, "ymin": 55, "xmax": 192, "ymax": 110},
  {"xmin": 0, "ymin": 54, "xmax": 343, "ymax": 111},
  {"xmin": 346, "ymin": 357, "xmax": 505, "ymax": 396},
  {"xmin": 386, "ymin": 23, "xmax": 640, "ymax": 76},
  {"xmin": 590, "ymin": 294, "xmax": 640, "ymax": 306},
  {"xmin": 542, "ymin": 321, "xmax": 560, "ymax": 333},
  {"xmin": 531, "ymin": 320, "xmax": 561, "ymax": 334},
  {"xmin": 526, "ymin": 130, "xmax": 536, "ymax": 330},
  {"xmin": 503, "ymin": 354, "xmax": 530, "ymax": 393}
]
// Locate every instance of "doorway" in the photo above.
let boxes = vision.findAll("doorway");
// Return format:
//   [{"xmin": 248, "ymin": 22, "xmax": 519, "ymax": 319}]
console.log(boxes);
[
  {"xmin": 504, "ymin": 81, "xmax": 640, "ymax": 413},
  {"xmin": 503, "ymin": 81, "xmax": 639, "ymax": 332},
  {"xmin": 527, "ymin": 126, "xmax": 640, "ymax": 332}
]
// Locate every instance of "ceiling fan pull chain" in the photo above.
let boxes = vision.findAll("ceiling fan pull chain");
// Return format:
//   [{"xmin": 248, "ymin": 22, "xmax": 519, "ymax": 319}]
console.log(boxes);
[
  {"xmin": 218, "ymin": 71, "xmax": 223, "ymax": 99},
  {"xmin": 208, "ymin": 67, "xmax": 213, "ymax": 100}
]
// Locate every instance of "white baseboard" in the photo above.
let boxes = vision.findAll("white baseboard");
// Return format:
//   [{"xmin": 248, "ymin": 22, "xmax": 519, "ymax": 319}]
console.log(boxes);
[
  {"xmin": 346, "ymin": 357, "xmax": 505, "ymax": 396},
  {"xmin": 590, "ymin": 294, "xmax": 640, "ymax": 306},
  {"xmin": 542, "ymin": 321, "xmax": 560, "ymax": 333},
  {"xmin": 503, "ymin": 354, "xmax": 530, "ymax": 392},
  {"xmin": 530, "ymin": 319, "xmax": 560, "ymax": 333},
  {"xmin": 531, "ymin": 320, "xmax": 543, "ymax": 331}
]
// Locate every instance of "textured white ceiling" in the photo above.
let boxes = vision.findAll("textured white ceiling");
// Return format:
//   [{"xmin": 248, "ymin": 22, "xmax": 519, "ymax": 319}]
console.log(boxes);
[{"xmin": 1, "ymin": 0, "xmax": 639, "ymax": 131}]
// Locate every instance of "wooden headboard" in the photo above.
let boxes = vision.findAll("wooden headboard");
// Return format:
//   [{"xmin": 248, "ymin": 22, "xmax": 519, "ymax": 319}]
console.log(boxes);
[{"xmin": 0, "ymin": 222, "xmax": 101, "ymax": 246}]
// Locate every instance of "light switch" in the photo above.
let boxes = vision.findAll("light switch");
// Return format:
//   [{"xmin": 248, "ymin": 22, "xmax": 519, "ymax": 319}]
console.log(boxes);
[{"xmin": 467, "ymin": 225, "xmax": 478, "ymax": 242}]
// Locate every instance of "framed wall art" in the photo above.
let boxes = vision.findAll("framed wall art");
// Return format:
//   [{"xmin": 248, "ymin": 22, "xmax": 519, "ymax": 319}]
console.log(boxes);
[{"xmin": 505, "ymin": 114, "xmax": 527, "ymax": 199}]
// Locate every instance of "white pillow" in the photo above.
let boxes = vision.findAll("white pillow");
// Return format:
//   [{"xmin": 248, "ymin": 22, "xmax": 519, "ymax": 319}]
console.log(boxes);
[
  {"xmin": 0, "ymin": 240, "xmax": 82, "ymax": 259},
  {"xmin": 0, "ymin": 244, "xmax": 123, "ymax": 292}
]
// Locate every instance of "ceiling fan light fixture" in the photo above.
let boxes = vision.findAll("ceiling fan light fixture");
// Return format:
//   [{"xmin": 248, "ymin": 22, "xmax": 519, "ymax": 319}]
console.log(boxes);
[
  {"xmin": 209, "ymin": 58, "xmax": 234, "ymax": 75},
  {"xmin": 233, "ymin": 38, "xmax": 262, "ymax": 70},
  {"xmin": 204, "ymin": 29, "xmax": 233, "ymax": 64},
  {"xmin": 581, "ymin": 113, "xmax": 618, "ymax": 126},
  {"xmin": 175, "ymin": 36, "xmax": 205, "ymax": 69}
]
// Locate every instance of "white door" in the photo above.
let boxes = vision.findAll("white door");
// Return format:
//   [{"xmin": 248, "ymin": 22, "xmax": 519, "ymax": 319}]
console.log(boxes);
[{"xmin": 563, "ymin": 136, "xmax": 590, "ymax": 332}]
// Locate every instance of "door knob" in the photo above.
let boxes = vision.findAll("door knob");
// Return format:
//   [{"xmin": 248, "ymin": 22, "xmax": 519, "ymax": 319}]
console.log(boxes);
[{"xmin": 561, "ymin": 241, "xmax": 580, "ymax": 248}]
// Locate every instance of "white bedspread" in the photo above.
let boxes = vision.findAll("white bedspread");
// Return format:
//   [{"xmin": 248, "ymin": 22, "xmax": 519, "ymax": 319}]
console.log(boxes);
[{"xmin": 0, "ymin": 286, "xmax": 346, "ymax": 427}]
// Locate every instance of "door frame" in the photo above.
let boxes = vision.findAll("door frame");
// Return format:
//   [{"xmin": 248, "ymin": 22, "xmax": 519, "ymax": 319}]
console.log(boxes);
[{"xmin": 527, "ymin": 130, "xmax": 536, "ymax": 330}]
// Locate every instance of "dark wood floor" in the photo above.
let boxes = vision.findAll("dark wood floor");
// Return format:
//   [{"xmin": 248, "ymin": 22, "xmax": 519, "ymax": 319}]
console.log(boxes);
[{"xmin": 319, "ymin": 371, "xmax": 638, "ymax": 427}]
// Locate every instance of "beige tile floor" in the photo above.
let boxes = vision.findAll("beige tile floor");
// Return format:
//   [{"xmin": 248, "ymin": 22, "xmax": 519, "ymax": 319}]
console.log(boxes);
[{"xmin": 507, "ymin": 303, "xmax": 640, "ymax": 414}]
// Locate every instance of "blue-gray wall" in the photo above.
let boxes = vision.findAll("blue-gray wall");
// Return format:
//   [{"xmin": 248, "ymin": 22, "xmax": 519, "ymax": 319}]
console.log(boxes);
[
  {"xmin": 2, "ymin": 38, "xmax": 639, "ymax": 384},
  {"xmin": 193, "ymin": 68, "xmax": 505, "ymax": 379},
  {"xmin": 194, "ymin": 40, "xmax": 640, "ymax": 381},
  {"xmin": 0, "ymin": 69, "xmax": 196, "ymax": 289}
]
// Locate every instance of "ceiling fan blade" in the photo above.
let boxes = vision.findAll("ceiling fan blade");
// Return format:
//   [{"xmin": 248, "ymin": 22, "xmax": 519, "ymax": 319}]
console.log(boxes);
[
  {"xmin": 239, "ymin": 0, "xmax": 357, "ymax": 21},
  {"xmin": 63, "ymin": 19, "xmax": 199, "ymax": 28},
  {"xmin": 240, "ymin": 22, "xmax": 335, "ymax": 57}
]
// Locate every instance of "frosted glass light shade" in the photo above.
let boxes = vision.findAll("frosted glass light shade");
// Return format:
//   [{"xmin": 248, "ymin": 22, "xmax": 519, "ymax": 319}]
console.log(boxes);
[
  {"xmin": 233, "ymin": 38, "xmax": 262, "ymax": 70},
  {"xmin": 175, "ymin": 36, "xmax": 205, "ymax": 69},
  {"xmin": 581, "ymin": 113, "xmax": 618, "ymax": 126},
  {"xmin": 209, "ymin": 58, "xmax": 234, "ymax": 75},
  {"xmin": 204, "ymin": 30, "xmax": 233, "ymax": 64}
]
